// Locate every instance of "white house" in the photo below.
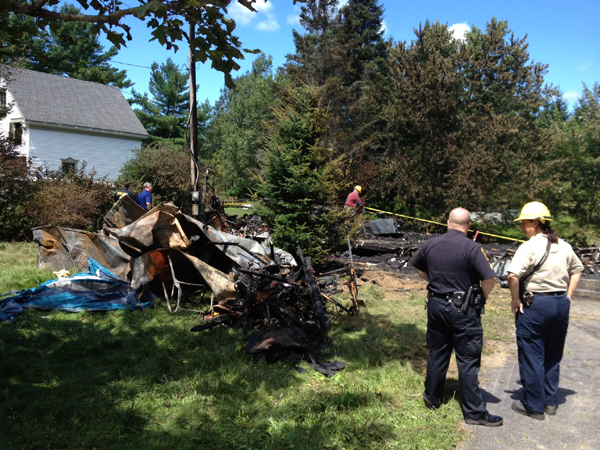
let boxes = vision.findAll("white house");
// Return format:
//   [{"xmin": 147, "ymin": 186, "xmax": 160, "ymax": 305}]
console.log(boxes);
[{"xmin": 0, "ymin": 67, "xmax": 148, "ymax": 180}]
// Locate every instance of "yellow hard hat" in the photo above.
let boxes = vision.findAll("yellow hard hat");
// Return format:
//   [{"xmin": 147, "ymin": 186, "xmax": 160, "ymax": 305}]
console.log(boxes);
[
  {"xmin": 514, "ymin": 201, "xmax": 552, "ymax": 223},
  {"xmin": 354, "ymin": 185, "xmax": 362, "ymax": 193}
]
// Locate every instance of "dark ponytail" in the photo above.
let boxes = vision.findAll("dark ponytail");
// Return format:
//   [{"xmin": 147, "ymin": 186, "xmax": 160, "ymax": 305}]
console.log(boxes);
[{"xmin": 540, "ymin": 221, "xmax": 558, "ymax": 244}]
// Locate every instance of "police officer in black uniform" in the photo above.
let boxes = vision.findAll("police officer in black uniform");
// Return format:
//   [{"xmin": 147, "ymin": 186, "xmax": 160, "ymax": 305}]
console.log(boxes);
[{"xmin": 411, "ymin": 207, "xmax": 503, "ymax": 427}]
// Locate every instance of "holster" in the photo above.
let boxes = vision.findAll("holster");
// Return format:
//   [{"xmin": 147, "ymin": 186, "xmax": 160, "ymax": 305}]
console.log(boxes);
[
  {"xmin": 449, "ymin": 291, "xmax": 466, "ymax": 308},
  {"xmin": 519, "ymin": 280, "xmax": 534, "ymax": 306}
]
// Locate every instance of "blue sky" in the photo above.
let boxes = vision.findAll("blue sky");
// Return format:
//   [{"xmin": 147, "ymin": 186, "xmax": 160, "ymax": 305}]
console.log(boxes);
[{"xmin": 105, "ymin": 0, "xmax": 600, "ymax": 109}]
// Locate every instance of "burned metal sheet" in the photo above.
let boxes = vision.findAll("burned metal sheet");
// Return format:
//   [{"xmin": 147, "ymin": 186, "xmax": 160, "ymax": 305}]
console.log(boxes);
[
  {"xmin": 363, "ymin": 219, "xmax": 398, "ymax": 236},
  {"xmin": 103, "ymin": 195, "xmax": 146, "ymax": 229},
  {"xmin": 184, "ymin": 215, "xmax": 279, "ymax": 270},
  {"xmin": 32, "ymin": 226, "xmax": 131, "ymax": 280},
  {"xmin": 128, "ymin": 249, "xmax": 236, "ymax": 301},
  {"xmin": 129, "ymin": 248, "xmax": 186, "ymax": 290},
  {"xmin": 182, "ymin": 253, "xmax": 237, "ymax": 302},
  {"xmin": 109, "ymin": 204, "xmax": 191, "ymax": 251}
]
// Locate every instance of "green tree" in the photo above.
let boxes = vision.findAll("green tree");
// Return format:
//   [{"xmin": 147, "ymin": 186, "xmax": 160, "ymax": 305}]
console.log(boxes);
[
  {"xmin": 1, "ymin": 0, "xmax": 297, "ymax": 88},
  {"xmin": 252, "ymin": 82, "xmax": 348, "ymax": 264},
  {"xmin": 545, "ymin": 83, "xmax": 600, "ymax": 239},
  {"xmin": 5, "ymin": 5, "xmax": 131, "ymax": 88},
  {"xmin": 206, "ymin": 53, "xmax": 277, "ymax": 197},
  {"xmin": 333, "ymin": 0, "xmax": 391, "ymax": 192},
  {"xmin": 286, "ymin": 0, "xmax": 342, "ymax": 87},
  {"xmin": 284, "ymin": 0, "xmax": 391, "ymax": 198},
  {"xmin": 130, "ymin": 58, "xmax": 190, "ymax": 142},
  {"xmin": 379, "ymin": 19, "xmax": 555, "ymax": 219},
  {"xmin": 0, "ymin": 117, "xmax": 34, "ymax": 240}
]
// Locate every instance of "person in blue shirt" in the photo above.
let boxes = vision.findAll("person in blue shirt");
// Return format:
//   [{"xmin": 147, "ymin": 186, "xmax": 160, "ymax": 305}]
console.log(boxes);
[
  {"xmin": 114, "ymin": 181, "xmax": 135, "ymax": 203},
  {"xmin": 135, "ymin": 182, "xmax": 153, "ymax": 211}
]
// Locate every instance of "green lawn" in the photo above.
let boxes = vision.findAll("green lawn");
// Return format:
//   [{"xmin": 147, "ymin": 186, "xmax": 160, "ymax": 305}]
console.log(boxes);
[{"xmin": 0, "ymin": 241, "xmax": 513, "ymax": 449}]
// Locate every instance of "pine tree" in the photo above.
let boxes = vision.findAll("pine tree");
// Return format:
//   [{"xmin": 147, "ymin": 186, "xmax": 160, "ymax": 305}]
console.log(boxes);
[
  {"xmin": 252, "ymin": 82, "xmax": 348, "ymax": 264},
  {"xmin": 130, "ymin": 58, "xmax": 190, "ymax": 142}
]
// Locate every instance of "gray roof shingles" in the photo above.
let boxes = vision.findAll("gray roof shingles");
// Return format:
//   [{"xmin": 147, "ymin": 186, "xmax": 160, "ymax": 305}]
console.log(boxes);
[{"xmin": 4, "ymin": 67, "xmax": 148, "ymax": 137}]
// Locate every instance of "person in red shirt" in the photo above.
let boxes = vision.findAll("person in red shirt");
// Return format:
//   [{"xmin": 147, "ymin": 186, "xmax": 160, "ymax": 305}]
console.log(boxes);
[{"xmin": 345, "ymin": 185, "xmax": 363, "ymax": 210}]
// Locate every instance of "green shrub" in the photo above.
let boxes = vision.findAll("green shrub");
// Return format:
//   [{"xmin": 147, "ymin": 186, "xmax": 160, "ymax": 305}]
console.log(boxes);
[
  {"xmin": 28, "ymin": 165, "xmax": 114, "ymax": 231},
  {"xmin": 0, "ymin": 138, "xmax": 35, "ymax": 240},
  {"xmin": 118, "ymin": 141, "xmax": 192, "ymax": 210}
]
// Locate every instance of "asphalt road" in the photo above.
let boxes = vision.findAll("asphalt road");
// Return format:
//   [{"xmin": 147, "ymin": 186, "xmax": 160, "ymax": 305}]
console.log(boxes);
[{"xmin": 458, "ymin": 294, "xmax": 600, "ymax": 449}]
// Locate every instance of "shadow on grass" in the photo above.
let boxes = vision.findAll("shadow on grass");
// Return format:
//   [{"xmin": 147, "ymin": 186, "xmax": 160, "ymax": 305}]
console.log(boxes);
[{"xmin": 0, "ymin": 297, "xmax": 463, "ymax": 450}]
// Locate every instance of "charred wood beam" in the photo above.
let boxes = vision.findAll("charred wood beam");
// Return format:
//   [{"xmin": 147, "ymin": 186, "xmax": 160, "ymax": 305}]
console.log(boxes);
[
  {"xmin": 318, "ymin": 267, "xmax": 350, "ymax": 277},
  {"xmin": 298, "ymin": 246, "xmax": 327, "ymax": 336},
  {"xmin": 242, "ymin": 288, "xmax": 253, "ymax": 338},
  {"xmin": 287, "ymin": 266, "xmax": 304, "ymax": 284},
  {"xmin": 320, "ymin": 292, "xmax": 354, "ymax": 316},
  {"xmin": 237, "ymin": 268, "xmax": 301, "ymax": 286},
  {"xmin": 270, "ymin": 302, "xmax": 305, "ymax": 328},
  {"xmin": 190, "ymin": 314, "xmax": 232, "ymax": 332}
]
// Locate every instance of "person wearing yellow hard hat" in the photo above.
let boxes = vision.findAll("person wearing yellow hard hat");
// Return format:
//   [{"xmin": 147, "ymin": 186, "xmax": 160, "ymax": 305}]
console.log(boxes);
[
  {"xmin": 506, "ymin": 201, "xmax": 583, "ymax": 420},
  {"xmin": 344, "ymin": 185, "xmax": 364, "ymax": 210}
]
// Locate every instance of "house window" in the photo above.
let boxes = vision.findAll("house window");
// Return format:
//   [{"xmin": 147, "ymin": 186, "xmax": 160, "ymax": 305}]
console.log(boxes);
[
  {"xmin": 0, "ymin": 89, "xmax": 6, "ymax": 107},
  {"xmin": 61, "ymin": 157, "xmax": 79, "ymax": 174},
  {"xmin": 9, "ymin": 122, "xmax": 24, "ymax": 146}
]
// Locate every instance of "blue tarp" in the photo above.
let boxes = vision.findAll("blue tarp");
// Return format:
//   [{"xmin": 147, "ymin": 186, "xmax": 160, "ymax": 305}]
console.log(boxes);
[{"xmin": 0, "ymin": 258, "xmax": 155, "ymax": 323}]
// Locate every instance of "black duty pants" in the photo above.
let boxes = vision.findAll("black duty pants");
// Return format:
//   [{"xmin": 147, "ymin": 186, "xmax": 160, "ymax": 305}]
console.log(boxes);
[{"xmin": 424, "ymin": 296, "xmax": 486, "ymax": 420}]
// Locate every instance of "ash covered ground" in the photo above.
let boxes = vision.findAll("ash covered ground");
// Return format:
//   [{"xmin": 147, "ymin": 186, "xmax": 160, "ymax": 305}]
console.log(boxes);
[{"xmin": 228, "ymin": 214, "xmax": 598, "ymax": 279}]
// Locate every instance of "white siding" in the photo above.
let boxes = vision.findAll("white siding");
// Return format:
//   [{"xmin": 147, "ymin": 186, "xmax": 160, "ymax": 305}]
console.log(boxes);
[
  {"xmin": 29, "ymin": 126, "xmax": 142, "ymax": 180},
  {"xmin": 0, "ymin": 86, "xmax": 30, "ymax": 157}
]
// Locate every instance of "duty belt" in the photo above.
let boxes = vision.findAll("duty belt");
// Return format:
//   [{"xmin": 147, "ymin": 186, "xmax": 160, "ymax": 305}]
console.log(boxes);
[{"xmin": 428, "ymin": 290, "xmax": 466, "ymax": 308}]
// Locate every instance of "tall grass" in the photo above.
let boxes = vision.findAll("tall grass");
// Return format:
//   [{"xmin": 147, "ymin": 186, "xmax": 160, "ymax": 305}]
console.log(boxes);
[
  {"xmin": 0, "ymin": 242, "xmax": 55, "ymax": 294},
  {"xmin": 0, "ymin": 243, "xmax": 514, "ymax": 449}
]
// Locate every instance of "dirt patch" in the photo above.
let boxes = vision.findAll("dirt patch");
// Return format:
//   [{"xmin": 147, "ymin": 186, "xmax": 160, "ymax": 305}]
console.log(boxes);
[
  {"xmin": 356, "ymin": 269, "xmax": 425, "ymax": 291},
  {"xmin": 355, "ymin": 269, "xmax": 516, "ymax": 374}
]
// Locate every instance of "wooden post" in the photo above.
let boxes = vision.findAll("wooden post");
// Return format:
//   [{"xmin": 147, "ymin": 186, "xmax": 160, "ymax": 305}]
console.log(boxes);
[{"xmin": 189, "ymin": 21, "xmax": 199, "ymax": 191}]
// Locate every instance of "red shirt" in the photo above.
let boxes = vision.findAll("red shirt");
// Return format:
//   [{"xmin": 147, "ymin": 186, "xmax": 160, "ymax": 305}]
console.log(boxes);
[{"xmin": 345, "ymin": 190, "xmax": 363, "ymax": 208}]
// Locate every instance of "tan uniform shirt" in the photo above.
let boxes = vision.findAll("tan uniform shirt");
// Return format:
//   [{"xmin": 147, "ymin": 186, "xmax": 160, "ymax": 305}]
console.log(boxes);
[{"xmin": 508, "ymin": 234, "xmax": 583, "ymax": 292}]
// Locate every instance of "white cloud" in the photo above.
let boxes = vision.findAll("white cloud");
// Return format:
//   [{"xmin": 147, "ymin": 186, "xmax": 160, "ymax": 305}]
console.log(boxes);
[
  {"xmin": 449, "ymin": 22, "xmax": 470, "ymax": 42},
  {"xmin": 257, "ymin": 19, "xmax": 280, "ymax": 31},
  {"xmin": 578, "ymin": 62, "xmax": 592, "ymax": 71},
  {"xmin": 228, "ymin": 0, "xmax": 280, "ymax": 32},
  {"xmin": 254, "ymin": 1, "xmax": 274, "ymax": 14},
  {"xmin": 380, "ymin": 19, "xmax": 389, "ymax": 36},
  {"xmin": 229, "ymin": 1, "xmax": 255, "ymax": 26},
  {"xmin": 287, "ymin": 4, "xmax": 301, "ymax": 26},
  {"xmin": 563, "ymin": 91, "xmax": 581, "ymax": 102},
  {"xmin": 338, "ymin": 0, "xmax": 349, "ymax": 6}
]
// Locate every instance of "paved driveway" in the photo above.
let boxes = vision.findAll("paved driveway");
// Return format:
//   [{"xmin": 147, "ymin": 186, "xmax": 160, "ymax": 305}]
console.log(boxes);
[{"xmin": 458, "ymin": 295, "xmax": 600, "ymax": 449}]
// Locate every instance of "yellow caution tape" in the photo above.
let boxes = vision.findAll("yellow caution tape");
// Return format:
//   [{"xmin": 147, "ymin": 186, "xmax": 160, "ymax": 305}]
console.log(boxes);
[{"xmin": 364, "ymin": 206, "xmax": 525, "ymax": 243}]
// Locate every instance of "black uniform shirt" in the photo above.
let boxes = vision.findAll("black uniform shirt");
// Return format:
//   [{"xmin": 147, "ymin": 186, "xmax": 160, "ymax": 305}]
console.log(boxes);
[
  {"xmin": 114, "ymin": 188, "xmax": 135, "ymax": 202},
  {"xmin": 411, "ymin": 229, "xmax": 496, "ymax": 295}
]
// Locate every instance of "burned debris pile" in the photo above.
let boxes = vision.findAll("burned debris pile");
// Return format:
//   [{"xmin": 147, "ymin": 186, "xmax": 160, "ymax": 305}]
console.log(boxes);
[
  {"xmin": 338, "ymin": 218, "xmax": 599, "ymax": 280},
  {"xmin": 18, "ymin": 192, "xmax": 600, "ymax": 360},
  {"xmin": 30, "ymin": 195, "xmax": 359, "ymax": 371}
]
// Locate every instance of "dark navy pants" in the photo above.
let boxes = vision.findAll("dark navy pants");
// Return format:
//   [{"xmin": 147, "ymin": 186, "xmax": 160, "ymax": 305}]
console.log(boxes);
[
  {"xmin": 424, "ymin": 296, "xmax": 486, "ymax": 420},
  {"xmin": 515, "ymin": 293, "xmax": 570, "ymax": 413}
]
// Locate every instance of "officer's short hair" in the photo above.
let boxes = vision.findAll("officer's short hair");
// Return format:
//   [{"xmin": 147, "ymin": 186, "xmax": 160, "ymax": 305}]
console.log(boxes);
[{"xmin": 143, "ymin": 182, "xmax": 152, "ymax": 189}]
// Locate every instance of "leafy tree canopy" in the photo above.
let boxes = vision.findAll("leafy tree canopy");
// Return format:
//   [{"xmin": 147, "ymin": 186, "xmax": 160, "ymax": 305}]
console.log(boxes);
[
  {"xmin": 1, "ymin": 0, "xmax": 306, "ymax": 88},
  {"xmin": 5, "ymin": 4, "xmax": 131, "ymax": 88},
  {"xmin": 207, "ymin": 53, "xmax": 277, "ymax": 197}
]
